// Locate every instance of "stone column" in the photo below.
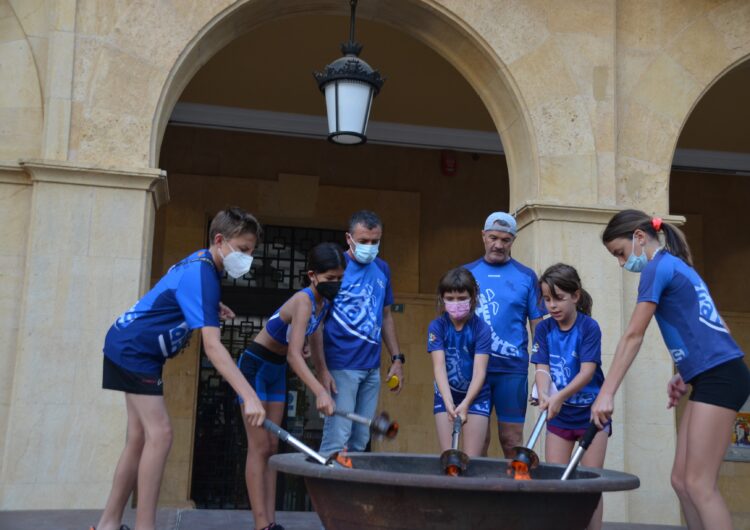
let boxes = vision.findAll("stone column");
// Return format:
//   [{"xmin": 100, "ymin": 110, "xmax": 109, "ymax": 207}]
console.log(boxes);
[
  {"xmin": 0, "ymin": 160, "xmax": 166, "ymax": 509},
  {"xmin": 513, "ymin": 202, "xmax": 681, "ymax": 526}
]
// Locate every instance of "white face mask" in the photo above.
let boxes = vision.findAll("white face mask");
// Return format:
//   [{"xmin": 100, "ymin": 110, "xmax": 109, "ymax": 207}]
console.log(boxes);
[{"xmin": 220, "ymin": 241, "xmax": 253, "ymax": 279}]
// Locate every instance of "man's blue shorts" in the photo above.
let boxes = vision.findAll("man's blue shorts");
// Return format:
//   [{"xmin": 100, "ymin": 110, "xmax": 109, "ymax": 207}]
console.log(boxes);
[
  {"xmin": 433, "ymin": 383, "xmax": 491, "ymax": 417},
  {"xmin": 237, "ymin": 341, "xmax": 287, "ymax": 403},
  {"xmin": 486, "ymin": 372, "xmax": 528, "ymax": 423}
]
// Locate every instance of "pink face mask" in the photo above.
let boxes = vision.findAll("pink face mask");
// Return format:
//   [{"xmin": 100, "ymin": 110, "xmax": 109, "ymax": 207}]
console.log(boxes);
[{"xmin": 444, "ymin": 300, "xmax": 472, "ymax": 320}]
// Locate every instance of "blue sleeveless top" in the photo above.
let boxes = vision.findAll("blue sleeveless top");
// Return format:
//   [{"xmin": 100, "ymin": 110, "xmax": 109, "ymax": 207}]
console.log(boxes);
[{"xmin": 265, "ymin": 287, "xmax": 331, "ymax": 346}]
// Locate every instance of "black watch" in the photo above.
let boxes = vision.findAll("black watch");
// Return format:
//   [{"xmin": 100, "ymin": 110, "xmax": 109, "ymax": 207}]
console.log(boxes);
[{"xmin": 391, "ymin": 353, "xmax": 406, "ymax": 364}]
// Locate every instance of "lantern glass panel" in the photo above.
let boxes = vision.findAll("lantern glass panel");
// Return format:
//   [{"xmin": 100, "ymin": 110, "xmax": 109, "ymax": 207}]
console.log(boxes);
[{"xmin": 324, "ymin": 79, "xmax": 373, "ymax": 143}]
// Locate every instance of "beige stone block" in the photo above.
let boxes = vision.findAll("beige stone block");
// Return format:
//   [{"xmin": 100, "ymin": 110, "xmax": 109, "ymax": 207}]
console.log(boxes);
[
  {"xmin": 668, "ymin": 17, "xmax": 733, "ymax": 87},
  {"xmin": 531, "ymin": 95, "xmax": 596, "ymax": 157},
  {"xmin": 616, "ymin": 0, "xmax": 665, "ymax": 52},
  {"xmin": 509, "ymin": 38, "xmax": 579, "ymax": 109},
  {"xmin": 51, "ymin": 0, "xmax": 76, "ymax": 31},
  {"xmin": 89, "ymin": 187, "xmax": 149, "ymax": 258},
  {"xmin": 8, "ymin": 0, "xmax": 46, "ymax": 38},
  {"xmin": 0, "ymin": 107, "xmax": 43, "ymax": 159},
  {"xmin": 615, "ymin": 50, "xmax": 652, "ymax": 113},
  {"xmin": 539, "ymin": 154, "xmax": 597, "ymax": 204},
  {"xmin": 624, "ymin": 359, "xmax": 677, "ymax": 424},
  {"xmin": 619, "ymin": 102, "xmax": 681, "ymax": 166},
  {"xmin": 597, "ymin": 152, "xmax": 616, "ymax": 204},
  {"xmin": 616, "ymin": 156, "xmax": 670, "ymax": 213},
  {"xmin": 0, "ymin": 40, "xmax": 43, "ymax": 108},
  {"xmin": 47, "ymin": 31, "xmax": 75, "ymax": 99},
  {"xmin": 446, "ymin": 0, "xmax": 550, "ymax": 65},
  {"xmin": 88, "ymin": 45, "xmax": 163, "ymax": 116},
  {"xmin": 28, "ymin": 183, "xmax": 93, "ymax": 256},
  {"xmin": 590, "ymin": 100, "xmax": 615, "ymax": 153},
  {"xmin": 708, "ymin": 0, "xmax": 750, "ymax": 60},
  {"xmin": 75, "ymin": 105, "xmax": 152, "ymax": 167},
  {"xmin": 41, "ymin": 97, "xmax": 72, "ymax": 160},
  {"xmin": 0, "ymin": 5, "xmax": 25, "ymax": 42},
  {"xmin": 74, "ymin": 0, "xmax": 129, "ymax": 35},
  {"xmin": 26, "ymin": 34, "xmax": 48, "ymax": 88},
  {"xmin": 0, "ymin": 183, "xmax": 31, "ymax": 253},
  {"xmin": 105, "ymin": 2, "xmax": 209, "ymax": 69},
  {"xmin": 72, "ymin": 36, "xmax": 102, "ymax": 103},
  {"xmin": 622, "ymin": 423, "xmax": 681, "ymax": 523},
  {"xmin": 547, "ymin": 0, "xmax": 614, "ymax": 36},
  {"xmin": 552, "ymin": 33, "xmax": 613, "ymax": 100},
  {"xmin": 631, "ymin": 54, "xmax": 702, "ymax": 124}
]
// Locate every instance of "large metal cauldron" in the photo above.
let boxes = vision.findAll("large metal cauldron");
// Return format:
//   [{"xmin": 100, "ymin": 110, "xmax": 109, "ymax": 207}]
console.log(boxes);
[{"xmin": 270, "ymin": 452, "xmax": 639, "ymax": 530}]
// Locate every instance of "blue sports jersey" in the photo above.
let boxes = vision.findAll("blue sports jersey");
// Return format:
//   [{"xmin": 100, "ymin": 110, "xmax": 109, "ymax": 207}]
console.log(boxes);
[
  {"xmin": 531, "ymin": 313, "xmax": 604, "ymax": 415},
  {"xmin": 323, "ymin": 253, "xmax": 394, "ymax": 370},
  {"xmin": 427, "ymin": 313, "xmax": 492, "ymax": 392},
  {"xmin": 266, "ymin": 287, "xmax": 331, "ymax": 345},
  {"xmin": 465, "ymin": 257, "xmax": 546, "ymax": 373},
  {"xmin": 103, "ymin": 249, "xmax": 221, "ymax": 375},
  {"xmin": 637, "ymin": 251, "xmax": 744, "ymax": 382}
]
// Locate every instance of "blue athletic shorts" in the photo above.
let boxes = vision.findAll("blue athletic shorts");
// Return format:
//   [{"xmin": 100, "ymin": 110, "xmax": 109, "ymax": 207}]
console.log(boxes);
[
  {"xmin": 487, "ymin": 372, "xmax": 528, "ymax": 423},
  {"xmin": 433, "ymin": 383, "xmax": 491, "ymax": 417},
  {"xmin": 237, "ymin": 341, "xmax": 287, "ymax": 403}
]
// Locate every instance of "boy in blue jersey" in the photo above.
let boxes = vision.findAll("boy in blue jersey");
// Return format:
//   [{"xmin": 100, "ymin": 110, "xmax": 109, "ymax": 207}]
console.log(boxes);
[
  {"xmin": 595, "ymin": 210, "xmax": 750, "ymax": 530},
  {"xmin": 465, "ymin": 211, "xmax": 546, "ymax": 457},
  {"xmin": 311, "ymin": 210, "xmax": 405, "ymax": 456},
  {"xmin": 92, "ymin": 207, "xmax": 265, "ymax": 530}
]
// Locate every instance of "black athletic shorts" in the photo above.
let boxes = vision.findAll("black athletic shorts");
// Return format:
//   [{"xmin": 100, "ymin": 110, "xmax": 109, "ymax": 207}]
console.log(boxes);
[
  {"xmin": 102, "ymin": 355, "xmax": 164, "ymax": 395},
  {"xmin": 688, "ymin": 357, "xmax": 750, "ymax": 411}
]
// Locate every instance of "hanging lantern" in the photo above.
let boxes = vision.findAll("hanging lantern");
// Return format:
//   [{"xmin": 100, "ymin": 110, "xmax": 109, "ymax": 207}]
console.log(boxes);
[{"xmin": 314, "ymin": 0, "xmax": 385, "ymax": 145}]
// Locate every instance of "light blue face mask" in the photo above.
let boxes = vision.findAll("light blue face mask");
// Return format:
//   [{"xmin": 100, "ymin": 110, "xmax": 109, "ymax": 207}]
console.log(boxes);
[
  {"xmin": 352, "ymin": 241, "xmax": 379, "ymax": 264},
  {"xmin": 623, "ymin": 234, "xmax": 648, "ymax": 273}
]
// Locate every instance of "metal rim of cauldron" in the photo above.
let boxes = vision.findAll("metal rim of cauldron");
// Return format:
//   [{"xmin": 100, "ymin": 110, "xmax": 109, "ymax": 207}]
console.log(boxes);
[{"xmin": 269, "ymin": 452, "xmax": 640, "ymax": 493}]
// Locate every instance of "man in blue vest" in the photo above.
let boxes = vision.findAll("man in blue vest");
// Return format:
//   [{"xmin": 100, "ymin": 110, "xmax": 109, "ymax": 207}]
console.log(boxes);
[
  {"xmin": 465, "ymin": 212, "xmax": 545, "ymax": 457},
  {"xmin": 312, "ymin": 210, "xmax": 404, "ymax": 456}
]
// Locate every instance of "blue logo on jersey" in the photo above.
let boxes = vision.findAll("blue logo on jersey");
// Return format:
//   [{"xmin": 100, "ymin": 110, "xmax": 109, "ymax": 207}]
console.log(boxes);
[
  {"xmin": 477, "ymin": 289, "xmax": 520, "ymax": 358},
  {"xmin": 158, "ymin": 322, "xmax": 190, "ymax": 357},
  {"xmin": 694, "ymin": 283, "xmax": 728, "ymax": 333},
  {"xmin": 115, "ymin": 303, "xmax": 140, "ymax": 329},
  {"xmin": 334, "ymin": 282, "xmax": 382, "ymax": 344},
  {"xmin": 446, "ymin": 347, "xmax": 471, "ymax": 392}
]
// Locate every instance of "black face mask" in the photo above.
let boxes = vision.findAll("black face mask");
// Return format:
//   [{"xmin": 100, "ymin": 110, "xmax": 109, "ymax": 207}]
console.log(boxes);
[{"xmin": 316, "ymin": 281, "xmax": 341, "ymax": 301}]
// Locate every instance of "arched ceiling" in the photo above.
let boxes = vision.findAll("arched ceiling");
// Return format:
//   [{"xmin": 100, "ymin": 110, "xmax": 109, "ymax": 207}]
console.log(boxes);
[{"xmin": 178, "ymin": 14, "xmax": 497, "ymax": 132}]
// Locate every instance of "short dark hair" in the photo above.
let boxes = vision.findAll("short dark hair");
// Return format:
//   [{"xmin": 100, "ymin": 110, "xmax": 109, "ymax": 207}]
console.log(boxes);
[
  {"xmin": 437, "ymin": 267, "xmax": 480, "ymax": 314},
  {"xmin": 348, "ymin": 210, "xmax": 382, "ymax": 233},
  {"xmin": 208, "ymin": 207, "xmax": 263, "ymax": 242}
]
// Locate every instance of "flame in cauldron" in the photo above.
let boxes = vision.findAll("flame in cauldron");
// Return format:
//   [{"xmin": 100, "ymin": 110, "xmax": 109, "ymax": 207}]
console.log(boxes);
[
  {"xmin": 335, "ymin": 450, "xmax": 353, "ymax": 468},
  {"xmin": 508, "ymin": 460, "xmax": 531, "ymax": 481}
]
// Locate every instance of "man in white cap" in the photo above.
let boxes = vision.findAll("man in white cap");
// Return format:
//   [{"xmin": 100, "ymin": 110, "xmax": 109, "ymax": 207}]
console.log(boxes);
[{"xmin": 464, "ymin": 212, "xmax": 545, "ymax": 457}]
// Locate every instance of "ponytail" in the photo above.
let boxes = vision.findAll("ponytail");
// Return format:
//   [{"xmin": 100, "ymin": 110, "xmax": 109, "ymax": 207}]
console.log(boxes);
[
  {"xmin": 576, "ymin": 288, "xmax": 593, "ymax": 316},
  {"xmin": 602, "ymin": 209, "xmax": 693, "ymax": 266},
  {"xmin": 660, "ymin": 222, "xmax": 693, "ymax": 266}
]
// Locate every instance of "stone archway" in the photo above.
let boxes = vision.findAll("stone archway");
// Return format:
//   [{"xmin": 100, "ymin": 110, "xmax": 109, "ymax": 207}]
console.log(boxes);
[
  {"xmin": 616, "ymin": 1, "xmax": 750, "ymax": 214},
  {"xmin": 148, "ymin": 0, "xmax": 537, "ymax": 209}
]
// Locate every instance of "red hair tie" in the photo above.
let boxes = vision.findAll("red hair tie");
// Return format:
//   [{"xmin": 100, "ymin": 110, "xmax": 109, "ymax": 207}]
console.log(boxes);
[{"xmin": 651, "ymin": 217, "xmax": 663, "ymax": 232}]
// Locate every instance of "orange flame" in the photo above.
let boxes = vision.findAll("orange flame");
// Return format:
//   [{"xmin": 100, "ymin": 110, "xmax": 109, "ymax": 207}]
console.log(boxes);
[
  {"xmin": 386, "ymin": 421, "xmax": 399, "ymax": 439},
  {"xmin": 508, "ymin": 460, "xmax": 531, "ymax": 480},
  {"xmin": 446, "ymin": 464, "xmax": 460, "ymax": 477},
  {"xmin": 335, "ymin": 450, "xmax": 353, "ymax": 468}
]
